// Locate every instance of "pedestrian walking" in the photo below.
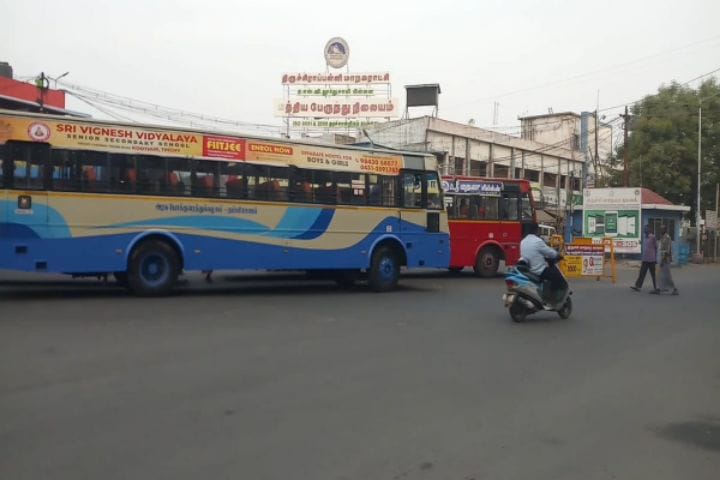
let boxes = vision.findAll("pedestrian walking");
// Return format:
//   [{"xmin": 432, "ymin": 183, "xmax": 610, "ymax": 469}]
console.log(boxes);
[
  {"xmin": 631, "ymin": 226, "xmax": 659, "ymax": 293},
  {"xmin": 657, "ymin": 225, "xmax": 679, "ymax": 295}
]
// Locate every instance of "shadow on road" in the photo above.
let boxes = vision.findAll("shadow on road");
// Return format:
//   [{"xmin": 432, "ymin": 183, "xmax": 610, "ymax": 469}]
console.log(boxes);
[
  {"xmin": 655, "ymin": 417, "xmax": 720, "ymax": 452},
  {"xmin": 0, "ymin": 273, "xmax": 434, "ymax": 301}
]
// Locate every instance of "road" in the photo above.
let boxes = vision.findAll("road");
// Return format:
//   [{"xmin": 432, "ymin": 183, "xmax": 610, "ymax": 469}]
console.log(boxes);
[{"xmin": 1, "ymin": 265, "xmax": 719, "ymax": 480}]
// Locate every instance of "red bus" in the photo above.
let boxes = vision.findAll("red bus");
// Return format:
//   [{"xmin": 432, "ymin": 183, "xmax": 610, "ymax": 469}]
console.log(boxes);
[{"xmin": 442, "ymin": 176, "xmax": 537, "ymax": 277}]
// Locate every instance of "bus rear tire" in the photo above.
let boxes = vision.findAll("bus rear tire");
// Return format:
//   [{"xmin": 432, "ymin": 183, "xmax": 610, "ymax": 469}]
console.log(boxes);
[
  {"xmin": 474, "ymin": 247, "xmax": 500, "ymax": 278},
  {"xmin": 127, "ymin": 240, "xmax": 180, "ymax": 296},
  {"xmin": 368, "ymin": 246, "xmax": 399, "ymax": 292}
]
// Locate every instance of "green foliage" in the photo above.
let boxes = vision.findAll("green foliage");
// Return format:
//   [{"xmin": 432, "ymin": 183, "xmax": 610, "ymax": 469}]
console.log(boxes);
[{"xmin": 624, "ymin": 79, "xmax": 720, "ymax": 222}]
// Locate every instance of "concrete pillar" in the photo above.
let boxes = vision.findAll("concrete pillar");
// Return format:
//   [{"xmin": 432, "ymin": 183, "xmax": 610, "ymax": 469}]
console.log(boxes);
[
  {"xmin": 488, "ymin": 143, "xmax": 494, "ymax": 177},
  {"xmin": 465, "ymin": 138, "xmax": 470, "ymax": 176},
  {"xmin": 509, "ymin": 148, "xmax": 516, "ymax": 179},
  {"xmin": 450, "ymin": 135, "xmax": 456, "ymax": 175},
  {"xmin": 521, "ymin": 151, "xmax": 526, "ymax": 179},
  {"xmin": 556, "ymin": 157, "xmax": 562, "ymax": 211}
]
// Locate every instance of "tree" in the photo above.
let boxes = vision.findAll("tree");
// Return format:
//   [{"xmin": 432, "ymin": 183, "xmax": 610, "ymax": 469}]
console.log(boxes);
[{"xmin": 623, "ymin": 79, "xmax": 720, "ymax": 224}]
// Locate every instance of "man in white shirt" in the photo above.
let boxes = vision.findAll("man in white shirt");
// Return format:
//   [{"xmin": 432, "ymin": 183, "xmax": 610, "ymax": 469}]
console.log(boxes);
[{"xmin": 520, "ymin": 223, "xmax": 566, "ymax": 305}]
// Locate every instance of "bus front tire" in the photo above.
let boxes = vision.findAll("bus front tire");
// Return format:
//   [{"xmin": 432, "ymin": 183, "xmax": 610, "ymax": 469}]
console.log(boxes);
[
  {"xmin": 127, "ymin": 240, "xmax": 180, "ymax": 296},
  {"xmin": 368, "ymin": 246, "xmax": 399, "ymax": 292},
  {"xmin": 474, "ymin": 247, "xmax": 500, "ymax": 278}
]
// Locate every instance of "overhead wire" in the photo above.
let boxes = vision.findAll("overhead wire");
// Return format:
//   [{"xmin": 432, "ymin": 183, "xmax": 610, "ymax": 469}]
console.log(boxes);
[
  {"xmin": 445, "ymin": 35, "xmax": 720, "ymax": 110},
  {"xmin": 58, "ymin": 80, "xmax": 286, "ymax": 135}
]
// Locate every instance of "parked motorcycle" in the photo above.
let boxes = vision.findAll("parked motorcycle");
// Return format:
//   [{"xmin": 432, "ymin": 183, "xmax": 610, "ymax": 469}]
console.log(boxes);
[{"xmin": 502, "ymin": 257, "xmax": 572, "ymax": 322}]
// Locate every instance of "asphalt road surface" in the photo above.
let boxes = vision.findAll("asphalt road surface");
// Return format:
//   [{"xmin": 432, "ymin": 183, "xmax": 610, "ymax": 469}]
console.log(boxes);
[{"xmin": 1, "ymin": 265, "xmax": 719, "ymax": 480}]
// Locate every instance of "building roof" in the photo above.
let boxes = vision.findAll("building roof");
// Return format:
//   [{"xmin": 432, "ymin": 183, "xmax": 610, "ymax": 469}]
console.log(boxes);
[
  {"xmin": 404, "ymin": 83, "xmax": 441, "ymax": 93},
  {"xmin": 378, "ymin": 116, "xmax": 582, "ymax": 164},
  {"xmin": 640, "ymin": 187, "xmax": 691, "ymax": 212},
  {"xmin": 518, "ymin": 112, "xmax": 580, "ymax": 121},
  {"xmin": 640, "ymin": 188, "xmax": 672, "ymax": 205}
]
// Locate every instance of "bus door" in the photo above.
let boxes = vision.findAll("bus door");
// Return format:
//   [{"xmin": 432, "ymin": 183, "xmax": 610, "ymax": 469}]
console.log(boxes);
[
  {"xmin": 519, "ymin": 189, "xmax": 536, "ymax": 239},
  {"xmin": 2, "ymin": 142, "xmax": 50, "ymax": 269},
  {"xmin": 500, "ymin": 191, "xmax": 522, "ymax": 264},
  {"xmin": 399, "ymin": 170, "xmax": 443, "ymax": 267}
]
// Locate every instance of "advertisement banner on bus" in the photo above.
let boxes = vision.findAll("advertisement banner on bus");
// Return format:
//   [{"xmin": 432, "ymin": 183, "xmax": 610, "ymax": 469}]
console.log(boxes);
[
  {"xmin": 247, "ymin": 141, "xmax": 403, "ymax": 175},
  {"xmin": 0, "ymin": 116, "xmax": 204, "ymax": 157},
  {"xmin": 0, "ymin": 116, "xmax": 405, "ymax": 175}
]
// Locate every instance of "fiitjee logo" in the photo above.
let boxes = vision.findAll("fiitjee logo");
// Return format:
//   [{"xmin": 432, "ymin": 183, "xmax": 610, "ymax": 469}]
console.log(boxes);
[
  {"xmin": 28, "ymin": 122, "xmax": 51, "ymax": 141},
  {"xmin": 202, "ymin": 135, "xmax": 245, "ymax": 160}
]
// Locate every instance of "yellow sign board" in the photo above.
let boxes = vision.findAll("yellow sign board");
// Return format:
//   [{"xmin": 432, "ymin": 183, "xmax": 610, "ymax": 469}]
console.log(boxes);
[{"xmin": 0, "ymin": 114, "xmax": 407, "ymax": 175}]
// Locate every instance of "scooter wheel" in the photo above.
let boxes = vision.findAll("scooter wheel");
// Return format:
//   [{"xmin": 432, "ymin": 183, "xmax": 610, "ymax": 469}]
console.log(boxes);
[
  {"xmin": 509, "ymin": 302, "xmax": 527, "ymax": 322},
  {"xmin": 558, "ymin": 296, "xmax": 572, "ymax": 319}
]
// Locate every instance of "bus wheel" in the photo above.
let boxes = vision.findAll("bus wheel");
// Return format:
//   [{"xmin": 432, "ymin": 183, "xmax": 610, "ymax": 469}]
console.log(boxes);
[
  {"xmin": 368, "ymin": 246, "xmax": 399, "ymax": 292},
  {"xmin": 128, "ymin": 240, "xmax": 180, "ymax": 296},
  {"xmin": 474, "ymin": 247, "xmax": 500, "ymax": 278}
]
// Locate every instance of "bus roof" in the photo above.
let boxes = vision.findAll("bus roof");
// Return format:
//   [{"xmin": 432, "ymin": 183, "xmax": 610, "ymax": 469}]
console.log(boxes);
[
  {"xmin": 0, "ymin": 108, "xmax": 435, "ymax": 162},
  {"xmin": 442, "ymin": 175, "xmax": 530, "ymax": 185}
]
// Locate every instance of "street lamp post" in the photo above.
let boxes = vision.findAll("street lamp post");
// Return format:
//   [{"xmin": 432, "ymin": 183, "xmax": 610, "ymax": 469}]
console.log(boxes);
[
  {"xmin": 697, "ymin": 103, "xmax": 702, "ymax": 258},
  {"xmin": 53, "ymin": 71, "xmax": 69, "ymax": 89},
  {"xmin": 696, "ymin": 90, "xmax": 720, "ymax": 260}
]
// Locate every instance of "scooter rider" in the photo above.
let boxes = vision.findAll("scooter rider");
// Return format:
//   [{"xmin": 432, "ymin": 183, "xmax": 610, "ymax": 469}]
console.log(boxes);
[{"xmin": 519, "ymin": 223, "xmax": 567, "ymax": 306}]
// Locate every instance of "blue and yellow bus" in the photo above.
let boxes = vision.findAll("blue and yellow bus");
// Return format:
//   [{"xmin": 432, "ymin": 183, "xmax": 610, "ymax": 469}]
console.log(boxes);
[{"xmin": 0, "ymin": 110, "xmax": 449, "ymax": 294}]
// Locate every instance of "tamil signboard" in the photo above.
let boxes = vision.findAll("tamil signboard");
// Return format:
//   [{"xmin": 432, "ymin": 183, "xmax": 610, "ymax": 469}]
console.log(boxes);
[
  {"xmin": 442, "ymin": 179, "xmax": 503, "ymax": 196},
  {"xmin": 582, "ymin": 188, "xmax": 642, "ymax": 253},
  {"xmin": 279, "ymin": 39, "xmax": 396, "ymax": 133},
  {"xmin": 275, "ymin": 99, "xmax": 397, "ymax": 118},
  {"xmin": 565, "ymin": 244, "xmax": 604, "ymax": 276}
]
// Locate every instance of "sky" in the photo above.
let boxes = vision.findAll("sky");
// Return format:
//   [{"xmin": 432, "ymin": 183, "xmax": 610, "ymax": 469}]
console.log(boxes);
[{"xmin": 2, "ymin": 0, "xmax": 720, "ymax": 137}]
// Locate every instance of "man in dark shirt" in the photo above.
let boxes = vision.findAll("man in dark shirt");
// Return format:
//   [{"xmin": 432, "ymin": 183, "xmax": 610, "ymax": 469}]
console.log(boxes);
[{"xmin": 631, "ymin": 226, "xmax": 659, "ymax": 293}]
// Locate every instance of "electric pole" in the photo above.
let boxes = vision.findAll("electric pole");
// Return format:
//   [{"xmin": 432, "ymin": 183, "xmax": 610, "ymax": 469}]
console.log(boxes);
[
  {"xmin": 697, "ymin": 104, "xmax": 702, "ymax": 258},
  {"xmin": 594, "ymin": 110, "xmax": 599, "ymax": 184},
  {"xmin": 620, "ymin": 105, "xmax": 630, "ymax": 187}
]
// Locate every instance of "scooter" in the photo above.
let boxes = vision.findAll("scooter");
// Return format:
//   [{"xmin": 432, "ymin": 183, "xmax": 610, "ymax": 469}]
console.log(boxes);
[{"xmin": 502, "ymin": 257, "xmax": 572, "ymax": 322}]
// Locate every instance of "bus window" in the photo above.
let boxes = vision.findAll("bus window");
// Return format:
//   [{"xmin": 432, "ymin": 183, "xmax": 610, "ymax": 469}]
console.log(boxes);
[
  {"xmin": 108, "ymin": 153, "xmax": 139, "ymax": 193},
  {"xmin": 220, "ymin": 162, "xmax": 247, "ymax": 199},
  {"xmin": 136, "ymin": 156, "xmax": 167, "ymax": 195},
  {"xmin": 401, "ymin": 172, "xmax": 423, "ymax": 208},
  {"xmin": 291, "ymin": 168, "xmax": 314, "ymax": 203},
  {"xmin": 482, "ymin": 196, "xmax": 500, "ymax": 220},
  {"xmin": 313, "ymin": 170, "xmax": 336, "ymax": 204},
  {"xmin": 50, "ymin": 149, "xmax": 80, "ymax": 191},
  {"xmin": 426, "ymin": 172, "xmax": 441, "ymax": 210},
  {"xmin": 381, "ymin": 175, "xmax": 397, "ymax": 207},
  {"xmin": 7, "ymin": 142, "xmax": 46, "ymax": 190},
  {"xmin": 78, "ymin": 150, "xmax": 111, "ymax": 193},
  {"xmin": 192, "ymin": 160, "xmax": 219, "ymax": 197},
  {"xmin": 520, "ymin": 192, "xmax": 534, "ymax": 221},
  {"xmin": 1, "ymin": 144, "xmax": 8, "ymax": 188},
  {"xmin": 255, "ymin": 166, "xmax": 288, "ymax": 202},
  {"xmin": 457, "ymin": 197, "xmax": 470, "ymax": 218},
  {"xmin": 368, "ymin": 175, "xmax": 381, "ymax": 206},
  {"xmin": 166, "ymin": 158, "xmax": 191, "ymax": 196},
  {"xmin": 335, "ymin": 172, "xmax": 366, "ymax": 205},
  {"xmin": 501, "ymin": 193, "xmax": 519, "ymax": 220}
]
